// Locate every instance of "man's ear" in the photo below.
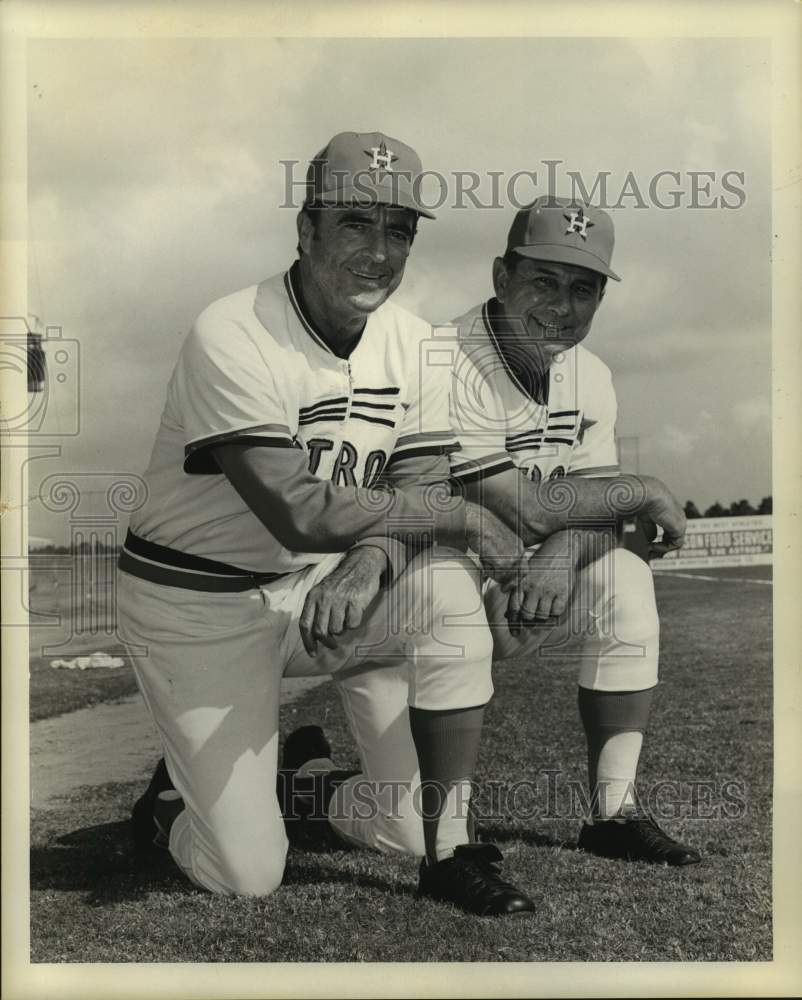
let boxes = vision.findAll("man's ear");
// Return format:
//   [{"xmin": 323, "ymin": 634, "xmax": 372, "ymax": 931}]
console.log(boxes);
[
  {"xmin": 492, "ymin": 256, "xmax": 509, "ymax": 302},
  {"xmin": 297, "ymin": 210, "xmax": 315, "ymax": 256}
]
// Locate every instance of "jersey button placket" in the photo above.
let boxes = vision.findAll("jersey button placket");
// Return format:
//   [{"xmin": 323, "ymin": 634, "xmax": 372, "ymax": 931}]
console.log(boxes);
[{"xmin": 343, "ymin": 360, "xmax": 354, "ymax": 423}]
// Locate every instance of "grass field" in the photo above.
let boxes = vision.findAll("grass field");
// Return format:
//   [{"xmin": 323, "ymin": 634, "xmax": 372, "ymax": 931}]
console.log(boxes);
[
  {"xmin": 28, "ymin": 566, "xmax": 773, "ymax": 963},
  {"xmin": 28, "ymin": 555, "xmax": 139, "ymax": 720}
]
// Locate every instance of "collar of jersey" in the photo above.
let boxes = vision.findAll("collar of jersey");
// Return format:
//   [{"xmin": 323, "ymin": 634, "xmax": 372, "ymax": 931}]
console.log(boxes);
[
  {"xmin": 285, "ymin": 261, "xmax": 367, "ymax": 360},
  {"xmin": 482, "ymin": 298, "xmax": 550, "ymax": 407}
]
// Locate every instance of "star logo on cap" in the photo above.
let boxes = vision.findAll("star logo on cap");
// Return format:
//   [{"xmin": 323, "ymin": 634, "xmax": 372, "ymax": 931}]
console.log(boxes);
[
  {"xmin": 365, "ymin": 141, "xmax": 398, "ymax": 175},
  {"xmin": 564, "ymin": 208, "xmax": 594, "ymax": 240}
]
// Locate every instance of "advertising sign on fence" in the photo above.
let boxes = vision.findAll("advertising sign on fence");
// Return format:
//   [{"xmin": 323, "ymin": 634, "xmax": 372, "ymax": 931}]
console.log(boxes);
[{"xmin": 651, "ymin": 515, "xmax": 772, "ymax": 571}]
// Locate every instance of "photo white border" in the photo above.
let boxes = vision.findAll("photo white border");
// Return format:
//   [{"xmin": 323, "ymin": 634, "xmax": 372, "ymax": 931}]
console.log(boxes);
[{"xmin": 2, "ymin": 1, "xmax": 799, "ymax": 997}]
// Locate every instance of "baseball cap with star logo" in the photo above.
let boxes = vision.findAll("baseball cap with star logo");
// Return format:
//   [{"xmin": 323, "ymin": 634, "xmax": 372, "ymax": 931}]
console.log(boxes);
[
  {"xmin": 304, "ymin": 130, "xmax": 436, "ymax": 219},
  {"xmin": 505, "ymin": 196, "xmax": 621, "ymax": 281}
]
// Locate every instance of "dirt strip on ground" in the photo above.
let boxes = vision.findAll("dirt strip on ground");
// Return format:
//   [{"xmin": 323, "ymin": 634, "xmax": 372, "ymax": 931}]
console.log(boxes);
[{"xmin": 30, "ymin": 676, "xmax": 328, "ymax": 810}]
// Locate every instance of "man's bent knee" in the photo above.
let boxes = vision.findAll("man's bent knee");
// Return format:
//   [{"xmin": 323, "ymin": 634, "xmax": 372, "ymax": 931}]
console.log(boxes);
[
  {"xmin": 607, "ymin": 548, "xmax": 659, "ymax": 637},
  {"xmin": 212, "ymin": 851, "xmax": 287, "ymax": 897},
  {"xmin": 328, "ymin": 781, "xmax": 427, "ymax": 857},
  {"xmin": 179, "ymin": 824, "xmax": 288, "ymax": 897}
]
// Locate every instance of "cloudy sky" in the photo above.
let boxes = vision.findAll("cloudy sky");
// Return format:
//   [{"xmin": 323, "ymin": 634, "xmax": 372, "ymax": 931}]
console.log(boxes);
[{"xmin": 26, "ymin": 36, "xmax": 771, "ymax": 542}]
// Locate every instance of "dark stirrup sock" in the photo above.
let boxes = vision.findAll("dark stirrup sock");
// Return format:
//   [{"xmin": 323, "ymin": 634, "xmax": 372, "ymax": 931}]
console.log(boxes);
[
  {"xmin": 408, "ymin": 704, "xmax": 486, "ymax": 863},
  {"xmin": 577, "ymin": 685, "xmax": 656, "ymax": 813}
]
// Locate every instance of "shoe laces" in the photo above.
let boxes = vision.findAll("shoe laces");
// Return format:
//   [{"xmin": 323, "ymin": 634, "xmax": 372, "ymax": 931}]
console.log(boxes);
[
  {"xmin": 450, "ymin": 844, "xmax": 516, "ymax": 896},
  {"xmin": 453, "ymin": 843, "xmax": 503, "ymax": 866},
  {"xmin": 624, "ymin": 813, "xmax": 682, "ymax": 850}
]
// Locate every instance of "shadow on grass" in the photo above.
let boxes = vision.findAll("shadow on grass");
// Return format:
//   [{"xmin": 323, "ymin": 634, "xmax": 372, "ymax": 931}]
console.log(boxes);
[
  {"xmin": 282, "ymin": 857, "xmax": 411, "ymax": 897},
  {"xmin": 32, "ymin": 820, "xmax": 406, "ymax": 902},
  {"xmin": 31, "ymin": 821, "xmax": 191, "ymax": 904},
  {"xmin": 475, "ymin": 823, "xmax": 573, "ymax": 851}
]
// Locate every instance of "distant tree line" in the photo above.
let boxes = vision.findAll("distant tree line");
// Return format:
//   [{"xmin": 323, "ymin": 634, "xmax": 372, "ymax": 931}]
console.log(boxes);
[
  {"xmin": 30, "ymin": 540, "xmax": 121, "ymax": 554},
  {"xmin": 683, "ymin": 496, "xmax": 772, "ymax": 519}
]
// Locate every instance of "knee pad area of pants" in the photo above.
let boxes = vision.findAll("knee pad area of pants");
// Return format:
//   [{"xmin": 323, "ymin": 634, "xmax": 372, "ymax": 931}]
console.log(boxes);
[
  {"xmin": 377, "ymin": 811, "xmax": 427, "ymax": 858},
  {"xmin": 606, "ymin": 548, "xmax": 659, "ymax": 641},
  {"xmin": 406, "ymin": 547, "xmax": 483, "ymax": 610},
  {"xmin": 185, "ymin": 820, "xmax": 287, "ymax": 897},
  {"xmin": 328, "ymin": 780, "xmax": 427, "ymax": 858},
  {"xmin": 214, "ymin": 851, "xmax": 287, "ymax": 898},
  {"xmin": 404, "ymin": 547, "xmax": 494, "ymax": 674}
]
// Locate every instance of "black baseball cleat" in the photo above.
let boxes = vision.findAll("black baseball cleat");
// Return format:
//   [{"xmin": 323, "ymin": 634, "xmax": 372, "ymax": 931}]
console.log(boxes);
[
  {"xmin": 577, "ymin": 813, "xmax": 701, "ymax": 866},
  {"xmin": 417, "ymin": 843, "xmax": 536, "ymax": 916},
  {"xmin": 277, "ymin": 726, "xmax": 359, "ymax": 848},
  {"xmin": 131, "ymin": 757, "xmax": 179, "ymax": 852},
  {"xmin": 281, "ymin": 724, "xmax": 335, "ymax": 773}
]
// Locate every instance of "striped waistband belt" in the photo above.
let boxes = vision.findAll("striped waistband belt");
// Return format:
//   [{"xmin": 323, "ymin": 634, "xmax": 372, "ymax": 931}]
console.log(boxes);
[{"xmin": 118, "ymin": 530, "xmax": 289, "ymax": 592}]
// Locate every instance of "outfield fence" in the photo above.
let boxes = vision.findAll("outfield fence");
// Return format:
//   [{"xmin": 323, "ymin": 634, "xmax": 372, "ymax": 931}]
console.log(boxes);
[{"xmin": 651, "ymin": 514, "xmax": 772, "ymax": 571}]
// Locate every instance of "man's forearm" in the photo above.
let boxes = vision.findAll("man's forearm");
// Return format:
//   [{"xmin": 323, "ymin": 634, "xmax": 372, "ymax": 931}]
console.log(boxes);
[
  {"xmin": 466, "ymin": 470, "xmax": 678, "ymax": 548},
  {"xmin": 535, "ymin": 526, "xmax": 618, "ymax": 572},
  {"xmin": 464, "ymin": 500, "xmax": 525, "ymax": 588},
  {"xmin": 215, "ymin": 443, "xmax": 468, "ymax": 554}
]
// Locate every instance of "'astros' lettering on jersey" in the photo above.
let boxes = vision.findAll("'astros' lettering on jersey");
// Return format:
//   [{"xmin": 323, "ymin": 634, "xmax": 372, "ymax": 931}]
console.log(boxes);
[
  {"xmin": 128, "ymin": 264, "xmax": 458, "ymax": 579},
  {"xmin": 448, "ymin": 301, "xmax": 620, "ymax": 486}
]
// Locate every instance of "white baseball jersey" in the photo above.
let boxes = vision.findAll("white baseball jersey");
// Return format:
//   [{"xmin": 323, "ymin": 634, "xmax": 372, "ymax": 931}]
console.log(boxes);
[
  {"xmin": 448, "ymin": 301, "xmax": 620, "ymax": 489},
  {"xmin": 123, "ymin": 263, "xmax": 461, "ymax": 590}
]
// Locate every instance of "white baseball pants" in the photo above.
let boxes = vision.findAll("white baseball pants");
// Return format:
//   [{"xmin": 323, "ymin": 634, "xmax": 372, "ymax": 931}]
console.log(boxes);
[
  {"xmin": 325, "ymin": 546, "xmax": 661, "ymax": 859},
  {"xmin": 117, "ymin": 545, "xmax": 493, "ymax": 896},
  {"xmin": 484, "ymin": 546, "xmax": 660, "ymax": 687}
]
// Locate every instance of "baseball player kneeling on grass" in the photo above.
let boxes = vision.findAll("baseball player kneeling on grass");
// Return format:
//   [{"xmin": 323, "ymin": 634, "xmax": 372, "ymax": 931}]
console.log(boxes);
[
  {"xmin": 448, "ymin": 197, "xmax": 700, "ymax": 865},
  {"xmin": 119, "ymin": 131, "xmax": 597, "ymax": 916},
  {"xmin": 254, "ymin": 160, "xmax": 697, "ymax": 897}
]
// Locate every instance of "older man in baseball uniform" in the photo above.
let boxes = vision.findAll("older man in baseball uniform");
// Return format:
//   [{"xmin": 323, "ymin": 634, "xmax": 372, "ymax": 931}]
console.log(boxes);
[
  {"xmin": 448, "ymin": 196, "xmax": 700, "ymax": 865},
  {"xmin": 121, "ymin": 132, "xmax": 597, "ymax": 915}
]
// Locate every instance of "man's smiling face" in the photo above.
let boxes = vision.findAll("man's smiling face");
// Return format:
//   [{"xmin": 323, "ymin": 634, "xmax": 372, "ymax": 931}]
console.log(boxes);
[
  {"xmin": 299, "ymin": 203, "xmax": 417, "ymax": 318},
  {"xmin": 492, "ymin": 253, "xmax": 606, "ymax": 362}
]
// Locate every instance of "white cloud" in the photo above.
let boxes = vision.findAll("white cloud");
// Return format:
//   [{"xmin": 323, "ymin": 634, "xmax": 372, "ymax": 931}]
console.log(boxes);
[{"xmin": 658, "ymin": 424, "xmax": 699, "ymax": 457}]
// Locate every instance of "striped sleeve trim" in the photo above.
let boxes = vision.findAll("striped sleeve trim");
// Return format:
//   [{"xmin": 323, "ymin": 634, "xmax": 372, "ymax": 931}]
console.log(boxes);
[
  {"xmin": 385, "ymin": 444, "xmax": 460, "ymax": 468},
  {"xmin": 506, "ymin": 427, "xmax": 544, "ymax": 443},
  {"xmin": 352, "ymin": 412, "xmax": 396, "ymax": 428},
  {"xmin": 569, "ymin": 464, "xmax": 621, "ymax": 477},
  {"xmin": 352, "ymin": 400, "xmax": 396, "ymax": 411},
  {"xmin": 394, "ymin": 430, "xmax": 460, "ymax": 449},
  {"xmin": 382, "ymin": 430, "xmax": 461, "ymax": 468},
  {"xmin": 298, "ymin": 410, "xmax": 347, "ymax": 426},
  {"xmin": 506, "ymin": 435, "xmax": 543, "ymax": 452},
  {"xmin": 184, "ymin": 423, "xmax": 294, "ymax": 474},
  {"xmin": 299, "ymin": 397, "xmax": 349, "ymax": 416},
  {"xmin": 389, "ymin": 431, "xmax": 459, "ymax": 458},
  {"xmin": 450, "ymin": 453, "xmax": 515, "ymax": 484}
]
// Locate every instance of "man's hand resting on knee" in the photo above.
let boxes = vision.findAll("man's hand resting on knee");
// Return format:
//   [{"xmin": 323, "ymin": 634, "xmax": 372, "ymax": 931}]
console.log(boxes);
[{"xmin": 299, "ymin": 546, "xmax": 388, "ymax": 656}]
